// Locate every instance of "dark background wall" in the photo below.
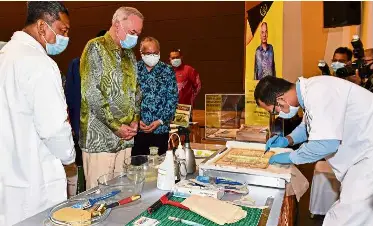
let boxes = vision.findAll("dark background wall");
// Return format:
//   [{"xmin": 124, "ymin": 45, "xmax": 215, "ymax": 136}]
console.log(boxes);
[{"xmin": 0, "ymin": 1, "xmax": 245, "ymax": 109}]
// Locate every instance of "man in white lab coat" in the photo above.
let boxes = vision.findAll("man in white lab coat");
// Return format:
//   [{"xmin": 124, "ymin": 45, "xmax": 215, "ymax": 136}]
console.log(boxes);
[
  {"xmin": 0, "ymin": 2, "xmax": 75, "ymax": 225},
  {"xmin": 255, "ymin": 76, "xmax": 373, "ymax": 225}
]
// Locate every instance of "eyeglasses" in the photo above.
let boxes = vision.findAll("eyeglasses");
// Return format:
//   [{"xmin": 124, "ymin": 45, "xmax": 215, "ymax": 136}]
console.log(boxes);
[{"xmin": 271, "ymin": 93, "xmax": 284, "ymax": 115}]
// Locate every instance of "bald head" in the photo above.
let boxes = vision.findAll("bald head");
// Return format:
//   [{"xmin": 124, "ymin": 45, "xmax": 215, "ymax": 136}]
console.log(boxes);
[{"xmin": 140, "ymin": 37, "xmax": 160, "ymax": 53}]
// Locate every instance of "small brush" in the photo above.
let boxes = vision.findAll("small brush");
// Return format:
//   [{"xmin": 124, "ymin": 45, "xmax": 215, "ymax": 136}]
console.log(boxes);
[
  {"xmin": 71, "ymin": 189, "xmax": 121, "ymax": 209},
  {"xmin": 90, "ymin": 194, "xmax": 141, "ymax": 217}
]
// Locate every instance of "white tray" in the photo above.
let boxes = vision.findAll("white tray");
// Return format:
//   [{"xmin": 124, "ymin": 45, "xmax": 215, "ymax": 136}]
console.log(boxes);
[{"xmin": 199, "ymin": 141, "xmax": 293, "ymax": 182}]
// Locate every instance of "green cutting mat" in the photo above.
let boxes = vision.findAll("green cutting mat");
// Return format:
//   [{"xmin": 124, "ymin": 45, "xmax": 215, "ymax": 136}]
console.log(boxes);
[{"xmin": 126, "ymin": 197, "xmax": 262, "ymax": 226}]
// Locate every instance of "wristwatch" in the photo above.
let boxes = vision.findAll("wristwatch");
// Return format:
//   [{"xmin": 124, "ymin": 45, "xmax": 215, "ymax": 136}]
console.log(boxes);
[{"xmin": 158, "ymin": 119, "xmax": 164, "ymax": 125}]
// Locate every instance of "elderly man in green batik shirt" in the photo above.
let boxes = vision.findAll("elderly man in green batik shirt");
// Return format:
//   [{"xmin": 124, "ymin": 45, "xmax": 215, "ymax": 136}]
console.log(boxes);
[{"xmin": 80, "ymin": 7, "xmax": 144, "ymax": 189}]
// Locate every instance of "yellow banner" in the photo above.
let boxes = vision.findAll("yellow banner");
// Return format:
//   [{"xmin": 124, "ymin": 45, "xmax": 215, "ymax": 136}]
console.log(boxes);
[
  {"xmin": 205, "ymin": 95, "xmax": 222, "ymax": 128},
  {"xmin": 245, "ymin": 1, "xmax": 284, "ymax": 126}
]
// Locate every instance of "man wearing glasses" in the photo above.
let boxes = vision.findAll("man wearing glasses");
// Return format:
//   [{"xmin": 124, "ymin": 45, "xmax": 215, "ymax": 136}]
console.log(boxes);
[
  {"xmin": 255, "ymin": 75, "xmax": 373, "ymax": 225},
  {"xmin": 133, "ymin": 37, "xmax": 178, "ymax": 156},
  {"xmin": 79, "ymin": 7, "xmax": 143, "ymax": 189}
]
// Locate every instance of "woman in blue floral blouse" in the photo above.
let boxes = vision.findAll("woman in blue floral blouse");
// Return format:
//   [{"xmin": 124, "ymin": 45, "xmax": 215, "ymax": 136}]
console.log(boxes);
[{"xmin": 133, "ymin": 37, "xmax": 178, "ymax": 156}]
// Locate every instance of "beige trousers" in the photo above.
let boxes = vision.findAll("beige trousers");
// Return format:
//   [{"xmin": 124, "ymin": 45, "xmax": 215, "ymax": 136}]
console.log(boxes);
[{"xmin": 82, "ymin": 148, "xmax": 131, "ymax": 190}]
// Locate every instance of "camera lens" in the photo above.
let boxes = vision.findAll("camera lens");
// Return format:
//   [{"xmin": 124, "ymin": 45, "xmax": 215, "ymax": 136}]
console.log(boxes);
[{"xmin": 336, "ymin": 66, "xmax": 355, "ymax": 78}]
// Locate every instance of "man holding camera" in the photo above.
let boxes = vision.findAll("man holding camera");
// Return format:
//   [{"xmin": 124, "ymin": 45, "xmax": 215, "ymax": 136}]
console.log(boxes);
[{"xmin": 330, "ymin": 47, "xmax": 362, "ymax": 85}]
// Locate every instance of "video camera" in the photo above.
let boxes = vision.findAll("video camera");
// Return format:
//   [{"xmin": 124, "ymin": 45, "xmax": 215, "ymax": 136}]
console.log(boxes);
[{"xmin": 335, "ymin": 35, "xmax": 373, "ymax": 79}]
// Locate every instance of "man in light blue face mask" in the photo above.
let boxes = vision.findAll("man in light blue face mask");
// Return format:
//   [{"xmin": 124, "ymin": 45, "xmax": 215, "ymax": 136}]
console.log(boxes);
[
  {"xmin": 254, "ymin": 76, "xmax": 340, "ymax": 166},
  {"xmin": 255, "ymin": 75, "xmax": 373, "ymax": 225},
  {"xmin": 0, "ymin": 2, "xmax": 75, "ymax": 225},
  {"xmin": 331, "ymin": 47, "xmax": 362, "ymax": 85},
  {"xmin": 23, "ymin": 2, "xmax": 71, "ymax": 56},
  {"xmin": 80, "ymin": 7, "xmax": 144, "ymax": 189}
]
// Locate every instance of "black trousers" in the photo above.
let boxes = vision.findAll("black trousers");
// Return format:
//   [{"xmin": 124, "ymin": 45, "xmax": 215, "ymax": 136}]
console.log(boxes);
[{"xmin": 132, "ymin": 132, "xmax": 169, "ymax": 156}]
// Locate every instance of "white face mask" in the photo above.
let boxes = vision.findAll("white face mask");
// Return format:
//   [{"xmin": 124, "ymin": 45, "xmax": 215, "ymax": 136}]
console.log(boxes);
[
  {"xmin": 142, "ymin": 54, "xmax": 160, "ymax": 67},
  {"xmin": 171, "ymin": 58, "xmax": 182, "ymax": 67},
  {"xmin": 278, "ymin": 100, "xmax": 299, "ymax": 119}
]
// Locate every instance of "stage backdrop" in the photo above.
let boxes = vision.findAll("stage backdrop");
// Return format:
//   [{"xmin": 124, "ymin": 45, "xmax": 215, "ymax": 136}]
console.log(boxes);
[{"xmin": 244, "ymin": 1, "xmax": 283, "ymax": 126}]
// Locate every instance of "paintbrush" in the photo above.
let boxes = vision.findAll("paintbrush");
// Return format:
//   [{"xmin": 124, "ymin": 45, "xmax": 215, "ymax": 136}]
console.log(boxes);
[
  {"xmin": 90, "ymin": 194, "xmax": 141, "ymax": 217},
  {"xmin": 261, "ymin": 135, "xmax": 280, "ymax": 158}
]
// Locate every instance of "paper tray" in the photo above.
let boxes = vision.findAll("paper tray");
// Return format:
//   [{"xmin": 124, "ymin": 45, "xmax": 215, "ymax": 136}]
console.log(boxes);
[{"xmin": 199, "ymin": 141, "xmax": 293, "ymax": 183}]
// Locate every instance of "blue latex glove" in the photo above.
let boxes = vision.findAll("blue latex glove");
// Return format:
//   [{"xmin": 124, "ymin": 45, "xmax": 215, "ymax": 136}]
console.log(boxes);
[
  {"xmin": 269, "ymin": 152, "xmax": 292, "ymax": 164},
  {"xmin": 265, "ymin": 135, "xmax": 289, "ymax": 152}
]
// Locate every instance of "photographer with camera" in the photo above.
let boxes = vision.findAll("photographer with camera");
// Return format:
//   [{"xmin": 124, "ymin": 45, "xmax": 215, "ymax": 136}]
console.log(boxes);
[
  {"xmin": 334, "ymin": 36, "xmax": 373, "ymax": 91},
  {"xmin": 330, "ymin": 47, "xmax": 362, "ymax": 85}
]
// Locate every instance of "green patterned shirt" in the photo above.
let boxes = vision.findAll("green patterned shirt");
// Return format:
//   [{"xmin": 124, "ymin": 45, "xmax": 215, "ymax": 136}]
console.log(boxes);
[{"xmin": 80, "ymin": 32, "xmax": 141, "ymax": 153}]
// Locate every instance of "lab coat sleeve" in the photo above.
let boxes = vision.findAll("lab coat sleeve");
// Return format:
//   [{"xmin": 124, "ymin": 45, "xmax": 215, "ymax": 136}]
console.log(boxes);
[
  {"xmin": 33, "ymin": 69, "xmax": 75, "ymax": 165},
  {"xmin": 306, "ymin": 82, "xmax": 348, "ymax": 141},
  {"xmin": 289, "ymin": 140, "xmax": 339, "ymax": 164},
  {"xmin": 289, "ymin": 122, "xmax": 308, "ymax": 145}
]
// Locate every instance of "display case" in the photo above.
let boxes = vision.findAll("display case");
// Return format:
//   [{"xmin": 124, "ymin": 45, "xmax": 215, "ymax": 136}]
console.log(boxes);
[
  {"xmin": 205, "ymin": 94, "xmax": 284, "ymax": 142},
  {"xmin": 204, "ymin": 94, "xmax": 245, "ymax": 141}
]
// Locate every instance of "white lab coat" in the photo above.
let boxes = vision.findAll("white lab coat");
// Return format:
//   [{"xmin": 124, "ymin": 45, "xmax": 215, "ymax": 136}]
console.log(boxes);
[
  {"xmin": 299, "ymin": 76, "xmax": 373, "ymax": 225},
  {"xmin": 0, "ymin": 31, "xmax": 75, "ymax": 225}
]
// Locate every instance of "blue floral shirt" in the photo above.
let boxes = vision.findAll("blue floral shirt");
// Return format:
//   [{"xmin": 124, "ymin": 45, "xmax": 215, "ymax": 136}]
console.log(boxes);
[{"xmin": 137, "ymin": 60, "xmax": 178, "ymax": 134}]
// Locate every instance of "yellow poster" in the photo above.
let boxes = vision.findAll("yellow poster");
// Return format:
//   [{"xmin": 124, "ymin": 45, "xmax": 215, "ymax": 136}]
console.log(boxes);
[
  {"xmin": 245, "ymin": 1, "xmax": 284, "ymax": 126},
  {"xmin": 205, "ymin": 94, "xmax": 222, "ymax": 128}
]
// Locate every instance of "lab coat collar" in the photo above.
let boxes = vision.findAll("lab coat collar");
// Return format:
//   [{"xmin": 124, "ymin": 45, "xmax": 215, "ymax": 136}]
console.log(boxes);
[
  {"xmin": 296, "ymin": 79, "xmax": 305, "ymax": 109},
  {"xmin": 11, "ymin": 31, "xmax": 47, "ymax": 55}
]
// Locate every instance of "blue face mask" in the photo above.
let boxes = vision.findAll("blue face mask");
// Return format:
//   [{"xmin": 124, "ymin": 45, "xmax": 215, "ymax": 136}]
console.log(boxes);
[
  {"xmin": 43, "ymin": 23, "xmax": 69, "ymax": 56},
  {"xmin": 119, "ymin": 23, "xmax": 138, "ymax": 49},
  {"xmin": 278, "ymin": 101, "xmax": 299, "ymax": 119},
  {"xmin": 331, "ymin": 61, "xmax": 346, "ymax": 73},
  {"xmin": 120, "ymin": 34, "xmax": 138, "ymax": 49}
]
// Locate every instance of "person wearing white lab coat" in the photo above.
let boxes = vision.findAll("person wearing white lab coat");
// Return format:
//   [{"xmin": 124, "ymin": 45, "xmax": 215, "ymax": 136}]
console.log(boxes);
[
  {"xmin": 0, "ymin": 2, "xmax": 75, "ymax": 225},
  {"xmin": 254, "ymin": 75, "xmax": 373, "ymax": 226}
]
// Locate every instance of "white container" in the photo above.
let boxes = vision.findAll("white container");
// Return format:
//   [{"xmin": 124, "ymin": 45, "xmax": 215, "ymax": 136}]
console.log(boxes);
[{"xmin": 157, "ymin": 150, "xmax": 175, "ymax": 190}]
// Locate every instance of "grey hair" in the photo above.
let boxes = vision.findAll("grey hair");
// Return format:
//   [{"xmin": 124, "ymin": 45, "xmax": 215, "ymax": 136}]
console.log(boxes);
[
  {"xmin": 140, "ymin": 37, "xmax": 160, "ymax": 52},
  {"xmin": 112, "ymin": 7, "xmax": 144, "ymax": 24}
]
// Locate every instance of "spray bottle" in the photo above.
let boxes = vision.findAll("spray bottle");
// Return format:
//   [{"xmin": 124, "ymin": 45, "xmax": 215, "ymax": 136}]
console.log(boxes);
[
  {"xmin": 178, "ymin": 127, "xmax": 196, "ymax": 174},
  {"xmin": 175, "ymin": 143, "xmax": 188, "ymax": 180}
]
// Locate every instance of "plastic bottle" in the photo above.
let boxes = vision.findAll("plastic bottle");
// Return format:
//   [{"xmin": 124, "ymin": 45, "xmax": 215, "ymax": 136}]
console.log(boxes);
[
  {"xmin": 175, "ymin": 144, "xmax": 187, "ymax": 180},
  {"xmin": 157, "ymin": 150, "xmax": 176, "ymax": 190},
  {"xmin": 147, "ymin": 147, "xmax": 159, "ymax": 182}
]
